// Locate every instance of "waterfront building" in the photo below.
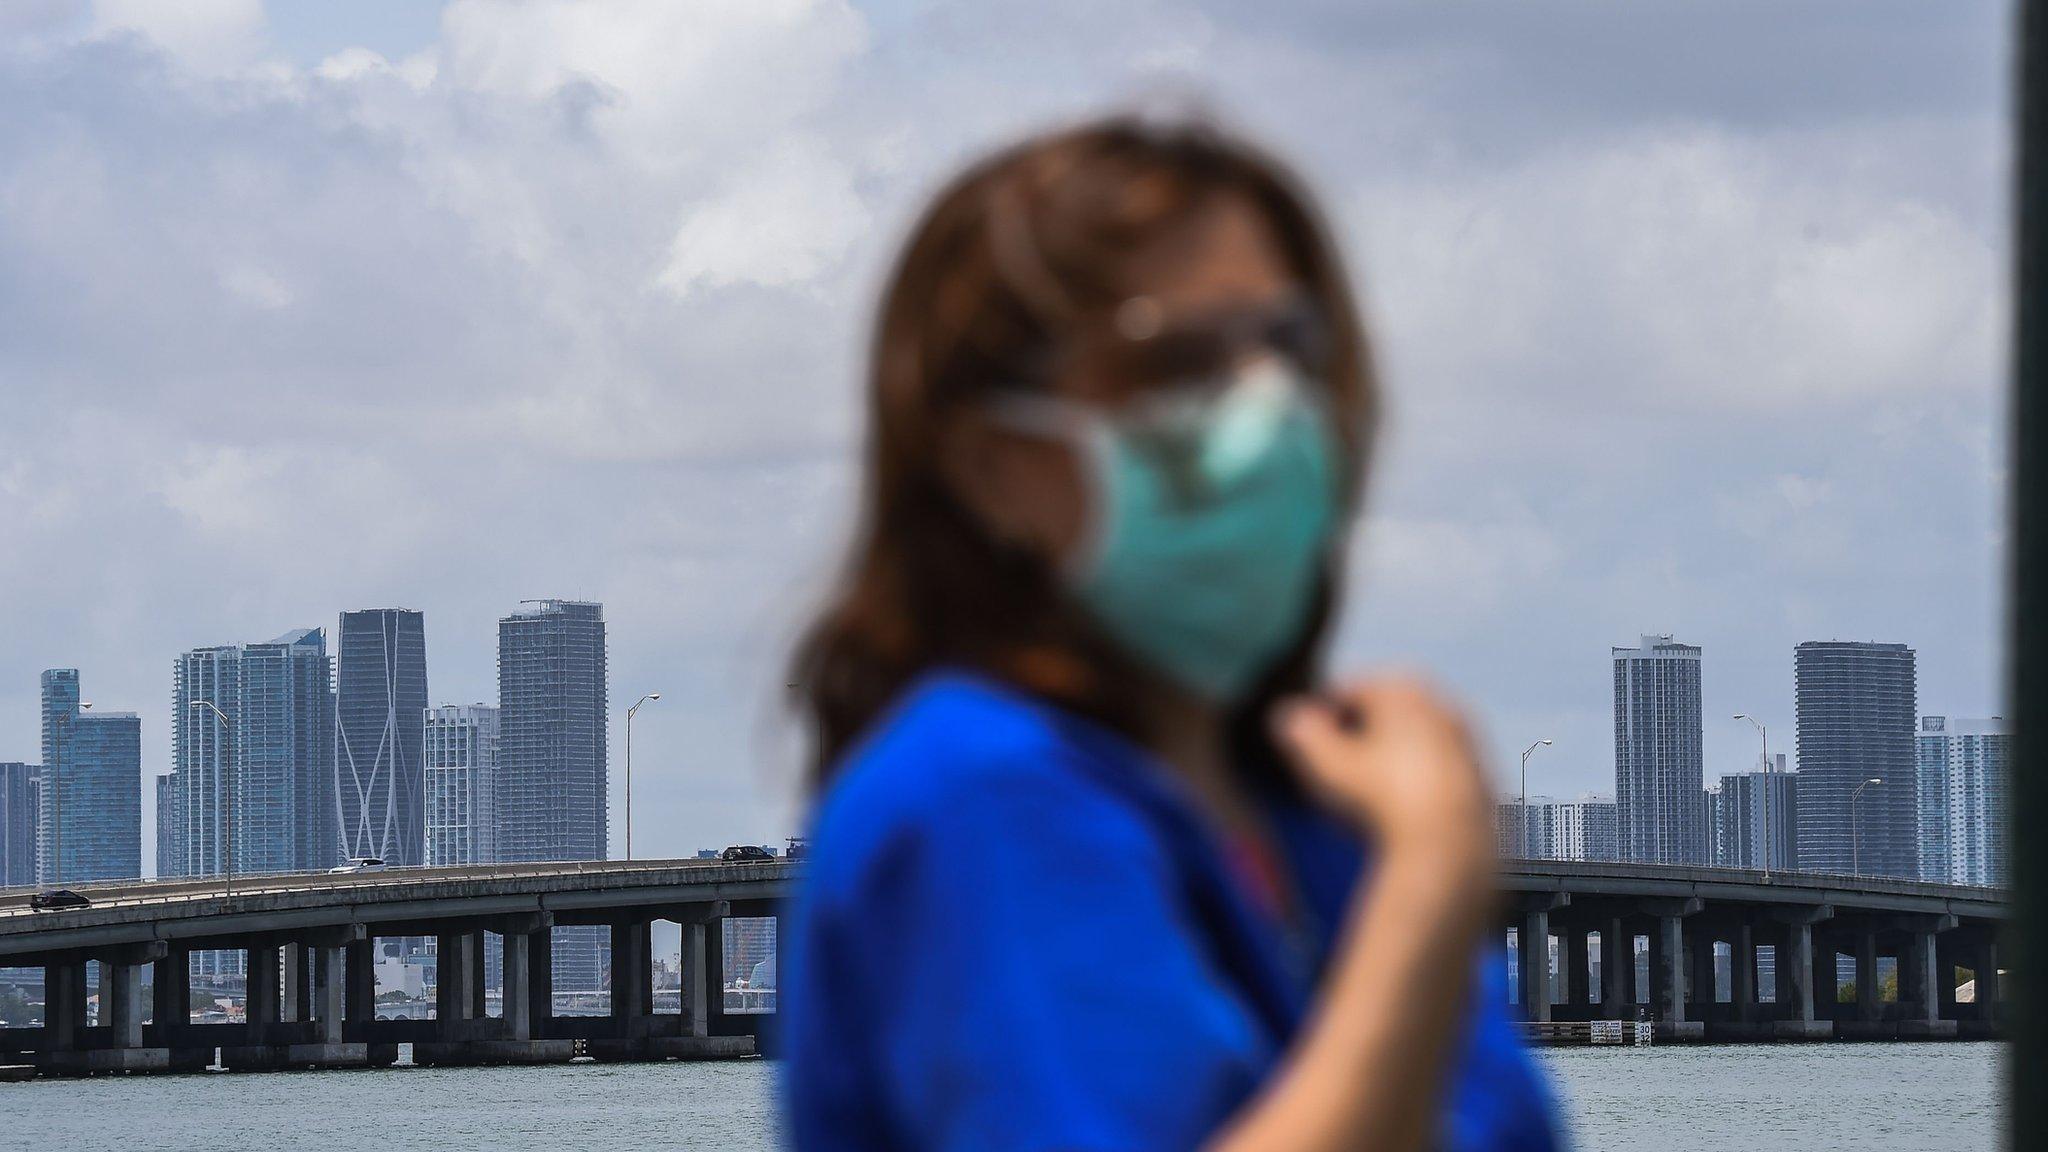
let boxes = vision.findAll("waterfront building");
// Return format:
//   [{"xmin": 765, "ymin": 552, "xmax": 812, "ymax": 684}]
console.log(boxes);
[
  {"xmin": 165, "ymin": 629, "xmax": 334, "ymax": 877},
  {"xmin": 1793, "ymin": 642, "xmax": 1917, "ymax": 878},
  {"xmin": 1707, "ymin": 758, "xmax": 1797, "ymax": 871},
  {"xmin": 1499, "ymin": 795, "xmax": 1619, "ymax": 862},
  {"xmin": 424, "ymin": 704, "xmax": 499, "ymax": 866},
  {"xmin": 0, "ymin": 762, "xmax": 37, "ymax": 887},
  {"xmin": 1613, "ymin": 635, "xmax": 1706, "ymax": 864},
  {"xmin": 725, "ymin": 916, "xmax": 778, "ymax": 989},
  {"xmin": 1916, "ymin": 716, "xmax": 2010, "ymax": 887},
  {"xmin": 36, "ymin": 669, "xmax": 141, "ymax": 884},
  {"xmin": 335, "ymin": 609, "xmax": 429, "ymax": 867},
  {"xmin": 497, "ymin": 600, "xmax": 608, "ymax": 989}
]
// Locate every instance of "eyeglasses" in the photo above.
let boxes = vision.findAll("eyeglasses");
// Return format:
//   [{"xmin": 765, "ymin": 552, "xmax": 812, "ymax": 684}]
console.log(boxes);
[{"xmin": 1000, "ymin": 293, "xmax": 1331, "ymax": 406}]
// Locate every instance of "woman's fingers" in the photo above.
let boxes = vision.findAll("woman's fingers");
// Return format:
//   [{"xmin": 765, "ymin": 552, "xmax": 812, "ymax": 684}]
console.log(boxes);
[{"xmin": 1271, "ymin": 677, "xmax": 1493, "ymax": 858}]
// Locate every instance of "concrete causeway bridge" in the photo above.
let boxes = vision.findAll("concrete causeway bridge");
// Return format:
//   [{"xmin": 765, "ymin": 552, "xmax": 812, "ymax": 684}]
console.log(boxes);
[
  {"xmin": 0, "ymin": 858, "xmax": 2009, "ymax": 1076},
  {"xmin": 1501, "ymin": 861, "xmax": 2009, "ymax": 1043},
  {"xmin": 0, "ymin": 859, "xmax": 791, "ymax": 1074}
]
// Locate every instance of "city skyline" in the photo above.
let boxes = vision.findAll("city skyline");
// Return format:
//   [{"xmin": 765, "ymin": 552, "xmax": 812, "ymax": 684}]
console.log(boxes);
[{"xmin": 0, "ymin": 619, "xmax": 2010, "ymax": 887}]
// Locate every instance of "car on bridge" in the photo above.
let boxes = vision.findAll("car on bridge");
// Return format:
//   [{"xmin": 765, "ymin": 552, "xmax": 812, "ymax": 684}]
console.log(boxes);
[
  {"xmin": 328, "ymin": 857, "xmax": 387, "ymax": 874},
  {"xmin": 28, "ymin": 889, "xmax": 91, "ymax": 912},
  {"xmin": 721, "ymin": 845, "xmax": 774, "ymax": 862}
]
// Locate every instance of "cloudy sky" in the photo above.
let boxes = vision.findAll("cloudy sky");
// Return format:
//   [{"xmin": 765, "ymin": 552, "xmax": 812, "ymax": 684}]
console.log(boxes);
[{"xmin": 0, "ymin": 0, "xmax": 2010, "ymax": 868}]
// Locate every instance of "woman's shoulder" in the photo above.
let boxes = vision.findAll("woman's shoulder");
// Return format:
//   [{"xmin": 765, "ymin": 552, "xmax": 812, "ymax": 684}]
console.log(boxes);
[{"xmin": 805, "ymin": 670, "xmax": 1163, "ymax": 896}]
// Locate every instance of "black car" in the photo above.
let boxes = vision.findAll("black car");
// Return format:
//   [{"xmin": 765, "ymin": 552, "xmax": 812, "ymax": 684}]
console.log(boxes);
[
  {"xmin": 29, "ymin": 889, "xmax": 91, "ymax": 912},
  {"xmin": 721, "ymin": 844, "xmax": 774, "ymax": 862}
]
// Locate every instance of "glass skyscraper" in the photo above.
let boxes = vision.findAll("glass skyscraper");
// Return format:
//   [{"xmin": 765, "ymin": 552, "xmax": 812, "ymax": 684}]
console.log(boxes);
[
  {"xmin": 165, "ymin": 628, "xmax": 334, "ymax": 877},
  {"xmin": 1612, "ymin": 635, "xmax": 1705, "ymax": 864},
  {"xmin": 1916, "ymin": 716, "xmax": 2009, "ymax": 886},
  {"xmin": 1793, "ymin": 641, "xmax": 1918, "ymax": 878},
  {"xmin": 1, "ymin": 762, "xmax": 38, "ymax": 888},
  {"xmin": 37, "ymin": 669, "xmax": 141, "ymax": 884},
  {"xmin": 335, "ymin": 609, "xmax": 429, "ymax": 867},
  {"xmin": 498, "ymin": 600, "xmax": 608, "ymax": 989},
  {"xmin": 154, "ymin": 771, "xmax": 182, "ymax": 880},
  {"xmin": 424, "ymin": 704, "xmax": 499, "ymax": 866}
]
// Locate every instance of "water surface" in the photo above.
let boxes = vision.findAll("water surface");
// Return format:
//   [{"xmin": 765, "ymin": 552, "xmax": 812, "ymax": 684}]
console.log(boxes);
[{"xmin": 10, "ymin": 1042, "xmax": 2004, "ymax": 1150}]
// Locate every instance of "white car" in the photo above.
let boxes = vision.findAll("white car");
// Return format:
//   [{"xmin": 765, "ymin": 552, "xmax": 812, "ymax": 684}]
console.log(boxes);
[{"xmin": 328, "ymin": 857, "xmax": 387, "ymax": 874}]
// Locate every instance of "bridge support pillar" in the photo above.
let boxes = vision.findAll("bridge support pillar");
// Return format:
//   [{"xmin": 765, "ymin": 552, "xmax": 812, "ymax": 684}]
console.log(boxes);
[
  {"xmin": 313, "ymin": 946, "xmax": 345, "ymax": 1045},
  {"xmin": 1565, "ymin": 926, "xmax": 1590, "ymax": 1013},
  {"xmin": 684, "ymin": 920, "xmax": 709, "ymax": 1037},
  {"xmin": 44, "ymin": 959, "xmax": 85, "ymax": 1053},
  {"xmin": 1639, "ymin": 897, "xmax": 1705, "ymax": 1041},
  {"xmin": 1518, "ymin": 909, "xmax": 1551, "ymax": 1022},
  {"xmin": 1600, "ymin": 917, "xmax": 1629, "ymax": 1018},
  {"xmin": 436, "ymin": 930, "xmax": 479, "ymax": 1035},
  {"xmin": 152, "ymin": 946, "xmax": 189, "ymax": 1032},
  {"xmin": 222, "ymin": 945, "xmax": 285, "ymax": 1071},
  {"xmin": 343, "ymin": 937, "xmax": 376, "ymax": 1041},
  {"xmin": 1654, "ymin": 915, "xmax": 1684, "ymax": 1026},
  {"xmin": 1731, "ymin": 923, "xmax": 1755, "ymax": 1023},
  {"xmin": 1896, "ymin": 927, "xmax": 1957, "ymax": 1038},
  {"xmin": 1854, "ymin": 929, "xmax": 1881, "ymax": 1026},
  {"xmin": 504, "ymin": 931, "xmax": 532, "ymax": 1041},
  {"xmin": 413, "ymin": 916, "xmax": 574, "ymax": 1068},
  {"xmin": 1954, "ymin": 932, "xmax": 2002, "ymax": 1037},
  {"xmin": 706, "ymin": 915, "xmax": 728, "ymax": 1035},
  {"xmin": 1688, "ymin": 925, "xmax": 1716, "ymax": 1010},
  {"xmin": 1770, "ymin": 906, "xmax": 1834, "ymax": 1039},
  {"xmin": 107, "ymin": 959, "xmax": 144, "ymax": 1048},
  {"xmin": 527, "ymin": 925, "xmax": 555, "ymax": 1039},
  {"xmin": 246, "ymin": 945, "xmax": 279, "ymax": 1044},
  {"xmin": 1977, "ymin": 937, "xmax": 2001, "ymax": 1020},
  {"xmin": 611, "ymin": 920, "xmax": 652, "ymax": 1024},
  {"xmin": 278, "ymin": 945, "xmax": 301, "ymax": 1023}
]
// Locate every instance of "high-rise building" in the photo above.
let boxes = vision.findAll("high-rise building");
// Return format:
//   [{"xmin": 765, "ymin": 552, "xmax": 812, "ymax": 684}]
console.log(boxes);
[
  {"xmin": 37, "ymin": 669, "xmax": 142, "ymax": 884},
  {"xmin": 1497, "ymin": 796, "xmax": 1618, "ymax": 862},
  {"xmin": 498, "ymin": 600, "xmax": 608, "ymax": 989},
  {"xmin": 154, "ymin": 772, "xmax": 182, "ymax": 880},
  {"xmin": 1, "ymin": 762, "xmax": 38, "ymax": 887},
  {"xmin": 165, "ymin": 629, "xmax": 335, "ymax": 877},
  {"xmin": 1536, "ymin": 796, "xmax": 1616, "ymax": 862},
  {"xmin": 1613, "ymin": 634, "xmax": 1705, "ymax": 864},
  {"xmin": 424, "ymin": 704, "xmax": 499, "ymax": 866},
  {"xmin": 1916, "ymin": 717, "xmax": 2009, "ymax": 887},
  {"xmin": 335, "ymin": 609, "xmax": 429, "ymax": 867},
  {"xmin": 725, "ymin": 916, "xmax": 778, "ymax": 993},
  {"xmin": 1793, "ymin": 642, "xmax": 1917, "ymax": 878},
  {"xmin": 1707, "ymin": 760, "xmax": 1797, "ymax": 870}
]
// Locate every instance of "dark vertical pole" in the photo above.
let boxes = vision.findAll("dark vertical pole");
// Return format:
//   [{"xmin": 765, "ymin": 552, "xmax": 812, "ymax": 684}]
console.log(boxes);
[
  {"xmin": 528, "ymin": 928, "xmax": 555, "ymax": 1040},
  {"xmin": 344, "ymin": 936, "xmax": 376, "ymax": 1042},
  {"xmin": 705, "ymin": 915, "xmax": 727, "ymax": 1035},
  {"xmin": 2015, "ymin": 1, "xmax": 2046, "ymax": 1144}
]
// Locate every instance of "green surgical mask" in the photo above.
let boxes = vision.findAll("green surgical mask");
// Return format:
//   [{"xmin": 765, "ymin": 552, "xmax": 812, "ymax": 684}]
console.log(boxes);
[{"xmin": 992, "ymin": 358, "xmax": 1341, "ymax": 700}]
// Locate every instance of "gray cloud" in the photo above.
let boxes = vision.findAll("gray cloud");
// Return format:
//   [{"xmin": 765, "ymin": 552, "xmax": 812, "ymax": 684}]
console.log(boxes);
[{"xmin": 0, "ymin": 1, "xmax": 2008, "ymax": 861}]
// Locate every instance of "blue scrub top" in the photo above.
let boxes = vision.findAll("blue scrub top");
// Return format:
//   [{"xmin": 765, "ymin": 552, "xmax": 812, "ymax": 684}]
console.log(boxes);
[{"xmin": 782, "ymin": 670, "xmax": 1564, "ymax": 1151}]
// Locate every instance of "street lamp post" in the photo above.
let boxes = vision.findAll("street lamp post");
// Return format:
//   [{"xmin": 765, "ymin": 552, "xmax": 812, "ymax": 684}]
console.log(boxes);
[
  {"xmin": 1733, "ymin": 714, "xmax": 1771, "ymax": 878},
  {"xmin": 1850, "ymin": 777, "xmax": 1883, "ymax": 877},
  {"xmin": 189, "ymin": 700, "xmax": 234, "ymax": 900},
  {"xmin": 625, "ymin": 693, "xmax": 662, "ymax": 861},
  {"xmin": 1519, "ymin": 739, "xmax": 1553, "ymax": 859}
]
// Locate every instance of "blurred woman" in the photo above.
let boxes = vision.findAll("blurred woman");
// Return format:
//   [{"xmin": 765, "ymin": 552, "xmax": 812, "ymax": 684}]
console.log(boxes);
[{"xmin": 782, "ymin": 117, "xmax": 1562, "ymax": 1152}]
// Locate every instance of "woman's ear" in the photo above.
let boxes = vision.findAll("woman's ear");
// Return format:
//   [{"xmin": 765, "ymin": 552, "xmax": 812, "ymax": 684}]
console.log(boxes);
[{"xmin": 934, "ymin": 413, "xmax": 1088, "ymax": 564}]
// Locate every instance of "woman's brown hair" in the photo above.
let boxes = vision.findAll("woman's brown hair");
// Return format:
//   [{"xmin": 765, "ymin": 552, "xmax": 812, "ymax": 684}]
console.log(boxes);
[{"xmin": 791, "ymin": 115, "xmax": 1380, "ymax": 786}]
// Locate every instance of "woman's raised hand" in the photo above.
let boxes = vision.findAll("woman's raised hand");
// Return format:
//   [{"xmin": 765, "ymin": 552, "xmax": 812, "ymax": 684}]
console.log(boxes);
[{"xmin": 1272, "ymin": 678, "xmax": 1496, "ymax": 877}]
